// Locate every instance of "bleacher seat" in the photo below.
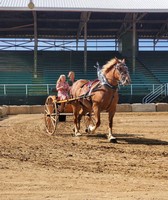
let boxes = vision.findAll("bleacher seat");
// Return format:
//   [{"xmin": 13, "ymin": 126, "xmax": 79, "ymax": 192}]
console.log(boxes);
[{"xmin": 0, "ymin": 51, "xmax": 167, "ymax": 98}]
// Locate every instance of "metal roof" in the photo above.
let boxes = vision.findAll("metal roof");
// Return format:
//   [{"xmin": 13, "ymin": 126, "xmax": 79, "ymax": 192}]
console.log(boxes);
[
  {"xmin": 0, "ymin": 0, "xmax": 168, "ymax": 12},
  {"xmin": 0, "ymin": 0, "xmax": 168, "ymax": 40}
]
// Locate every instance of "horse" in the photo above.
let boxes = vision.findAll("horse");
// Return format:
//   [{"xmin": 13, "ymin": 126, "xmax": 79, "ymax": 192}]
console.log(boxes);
[{"xmin": 70, "ymin": 57, "xmax": 131, "ymax": 143}]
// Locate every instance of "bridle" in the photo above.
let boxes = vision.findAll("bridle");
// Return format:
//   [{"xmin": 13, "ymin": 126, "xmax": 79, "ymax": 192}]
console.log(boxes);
[
  {"xmin": 97, "ymin": 62, "xmax": 129, "ymax": 89},
  {"xmin": 113, "ymin": 62, "xmax": 130, "ymax": 86}
]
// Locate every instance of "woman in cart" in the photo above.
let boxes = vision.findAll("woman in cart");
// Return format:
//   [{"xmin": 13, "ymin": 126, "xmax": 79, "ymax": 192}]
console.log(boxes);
[{"xmin": 56, "ymin": 74, "xmax": 70, "ymax": 112}]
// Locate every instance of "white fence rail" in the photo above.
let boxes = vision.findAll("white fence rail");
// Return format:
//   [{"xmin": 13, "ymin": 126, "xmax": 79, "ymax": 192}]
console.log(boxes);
[
  {"xmin": 0, "ymin": 83, "xmax": 168, "ymax": 97},
  {"xmin": 0, "ymin": 84, "xmax": 56, "ymax": 96},
  {"xmin": 142, "ymin": 83, "xmax": 168, "ymax": 103}
]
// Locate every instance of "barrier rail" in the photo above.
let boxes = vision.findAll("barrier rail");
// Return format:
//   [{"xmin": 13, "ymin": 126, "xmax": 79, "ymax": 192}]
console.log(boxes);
[
  {"xmin": 0, "ymin": 84, "xmax": 55, "ymax": 96},
  {"xmin": 142, "ymin": 83, "xmax": 168, "ymax": 103},
  {"xmin": 0, "ymin": 83, "xmax": 168, "ymax": 97}
]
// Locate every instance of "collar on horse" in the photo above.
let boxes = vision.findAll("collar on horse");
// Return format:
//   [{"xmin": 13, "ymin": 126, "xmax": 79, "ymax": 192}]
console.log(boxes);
[{"xmin": 97, "ymin": 69, "xmax": 118, "ymax": 90}]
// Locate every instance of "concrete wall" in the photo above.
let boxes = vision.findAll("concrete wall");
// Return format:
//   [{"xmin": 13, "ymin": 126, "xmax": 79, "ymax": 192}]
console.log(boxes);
[
  {"xmin": 0, "ymin": 105, "xmax": 44, "ymax": 117},
  {"xmin": 0, "ymin": 103, "xmax": 168, "ymax": 117}
]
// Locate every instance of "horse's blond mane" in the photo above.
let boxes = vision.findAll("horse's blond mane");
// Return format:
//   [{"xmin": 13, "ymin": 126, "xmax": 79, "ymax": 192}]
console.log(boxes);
[{"xmin": 102, "ymin": 57, "xmax": 118, "ymax": 74}]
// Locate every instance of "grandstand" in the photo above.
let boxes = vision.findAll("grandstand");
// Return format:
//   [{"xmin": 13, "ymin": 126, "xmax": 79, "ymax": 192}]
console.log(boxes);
[
  {"xmin": 0, "ymin": 51, "xmax": 168, "ymax": 85},
  {"xmin": 0, "ymin": 1, "xmax": 168, "ymax": 104},
  {"xmin": 0, "ymin": 50, "xmax": 168, "ymax": 104}
]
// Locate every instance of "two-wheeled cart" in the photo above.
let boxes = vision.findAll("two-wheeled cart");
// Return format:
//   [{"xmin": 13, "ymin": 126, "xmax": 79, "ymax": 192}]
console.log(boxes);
[{"xmin": 44, "ymin": 95, "xmax": 95, "ymax": 135}]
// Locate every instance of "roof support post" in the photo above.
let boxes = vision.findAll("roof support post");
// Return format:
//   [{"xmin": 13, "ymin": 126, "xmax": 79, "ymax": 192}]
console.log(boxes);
[
  {"xmin": 76, "ymin": 12, "xmax": 91, "ymax": 72},
  {"xmin": 84, "ymin": 22, "xmax": 87, "ymax": 73},
  {"xmin": 33, "ymin": 11, "xmax": 38, "ymax": 78},
  {"xmin": 132, "ymin": 13, "xmax": 136, "ymax": 74}
]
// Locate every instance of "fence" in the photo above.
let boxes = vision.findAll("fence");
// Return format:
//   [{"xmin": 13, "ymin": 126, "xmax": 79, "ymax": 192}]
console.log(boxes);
[
  {"xmin": 0, "ymin": 84, "xmax": 55, "ymax": 96},
  {"xmin": 0, "ymin": 83, "xmax": 168, "ymax": 97},
  {"xmin": 142, "ymin": 83, "xmax": 168, "ymax": 103}
]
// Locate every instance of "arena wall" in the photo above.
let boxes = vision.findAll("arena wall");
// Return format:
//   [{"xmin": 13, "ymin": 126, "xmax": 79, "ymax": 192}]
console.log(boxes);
[{"xmin": 1, "ymin": 103, "xmax": 168, "ymax": 118}]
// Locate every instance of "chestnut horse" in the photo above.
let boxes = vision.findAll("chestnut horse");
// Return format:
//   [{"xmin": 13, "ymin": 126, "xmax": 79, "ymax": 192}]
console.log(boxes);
[{"xmin": 70, "ymin": 57, "xmax": 131, "ymax": 143}]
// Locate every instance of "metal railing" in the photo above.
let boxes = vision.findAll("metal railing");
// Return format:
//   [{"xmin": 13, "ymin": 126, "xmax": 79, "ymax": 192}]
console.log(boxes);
[
  {"xmin": 0, "ymin": 84, "xmax": 56, "ymax": 96},
  {"xmin": 142, "ymin": 83, "xmax": 168, "ymax": 103},
  {"xmin": 0, "ymin": 83, "xmax": 168, "ymax": 98}
]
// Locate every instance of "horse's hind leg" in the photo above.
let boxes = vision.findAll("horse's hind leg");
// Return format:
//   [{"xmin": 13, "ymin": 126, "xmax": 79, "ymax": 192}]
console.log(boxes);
[
  {"xmin": 74, "ymin": 107, "xmax": 82, "ymax": 136},
  {"xmin": 84, "ymin": 112, "xmax": 94, "ymax": 133},
  {"xmin": 87, "ymin": 106, "xmax": 100, "ymax": 134},
  {"xmin": 77, "ymin": 108, "xmax": 90, "ymax": 133},
  {"xmin": 71, "ymin": 103, "xmax": 82, "ymax": 136}
]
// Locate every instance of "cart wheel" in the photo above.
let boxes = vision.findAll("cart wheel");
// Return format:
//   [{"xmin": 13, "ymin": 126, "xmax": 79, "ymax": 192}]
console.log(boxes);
[
  {"xmin": 84, "ymin": 112, "xmax": 96, "ymax": 133},
  {"xmin": 44, "ymin": 96, "xmax": 58, "ymax": 135}
]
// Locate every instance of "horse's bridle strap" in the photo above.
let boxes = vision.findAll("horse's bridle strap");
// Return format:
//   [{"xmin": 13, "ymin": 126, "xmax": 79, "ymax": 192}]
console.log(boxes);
[{"xmin": 103, "ymin": 82, "xmax": 118, "ymax": 90}]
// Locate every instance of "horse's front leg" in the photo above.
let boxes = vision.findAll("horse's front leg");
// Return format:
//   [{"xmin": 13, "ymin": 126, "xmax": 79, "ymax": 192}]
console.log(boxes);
[{"xmin": 108, "ymin": 112, "xmax": 117, "ymax": 143}]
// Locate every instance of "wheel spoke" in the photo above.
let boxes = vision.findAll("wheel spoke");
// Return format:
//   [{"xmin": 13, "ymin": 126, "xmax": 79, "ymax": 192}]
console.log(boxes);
[{"xmin": 44, "ymin": 96, "xmax": 58, "ymax": 135}]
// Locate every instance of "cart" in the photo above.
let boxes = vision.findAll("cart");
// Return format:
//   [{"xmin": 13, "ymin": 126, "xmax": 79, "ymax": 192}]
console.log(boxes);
[{"xmin": 44, "ymin": 95, "xmax": 95, "ymax": 135}]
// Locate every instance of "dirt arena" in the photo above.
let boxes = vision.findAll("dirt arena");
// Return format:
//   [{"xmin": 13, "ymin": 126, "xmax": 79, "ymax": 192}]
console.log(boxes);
[{"xmin": 0, "ymin": 112, "xmax": 168, "ymax": 200}]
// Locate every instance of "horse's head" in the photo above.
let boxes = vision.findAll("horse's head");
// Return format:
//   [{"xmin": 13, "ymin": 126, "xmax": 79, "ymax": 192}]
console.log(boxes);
[
  {"xmin": 114, "ymin": 58, "xmax": 131, "ymax": 86},
  {"xmin": 102, "ymin": 58, "xmax": 131, "ymax": 86}
]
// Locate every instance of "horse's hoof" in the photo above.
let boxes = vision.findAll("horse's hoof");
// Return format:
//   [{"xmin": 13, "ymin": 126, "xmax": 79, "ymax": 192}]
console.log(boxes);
[
  {"xmin": 75, "ymin": 132, "xmax": 82, "ymax": 137},
  {"xmin": 88, "ymin": 125, "xmax": 95, "ymax": 134},
  {"xmin": 109, "ymin": 137, "xmax": 117, "ymax": 143}
]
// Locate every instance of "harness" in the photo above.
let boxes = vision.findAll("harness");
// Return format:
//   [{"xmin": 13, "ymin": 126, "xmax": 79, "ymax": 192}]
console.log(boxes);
[
  {"xmin": 79, "ymin": 79, "xmax": 100, "ymax": 98},
  {"xmin": 95, "ymin": 62, "xmax": 119, "ymax": 90},
  {"xmin": 96, "ymin": 64, "xmax": 119, "ymax": 111},
  {"xmin": 98, "ymin": 70, "xmax": 118, "ymax": 90}
]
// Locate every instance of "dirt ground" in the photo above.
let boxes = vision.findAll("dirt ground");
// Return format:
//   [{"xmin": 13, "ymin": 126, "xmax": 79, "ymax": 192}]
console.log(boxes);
[{"xmin": 0, "ymin": 112, "xmax": 168, "ymax": 200}]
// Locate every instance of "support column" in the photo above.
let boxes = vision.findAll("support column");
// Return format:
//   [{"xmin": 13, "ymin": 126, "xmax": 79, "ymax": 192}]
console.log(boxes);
[
  {"xmin": 119, "ymin": 22, "xmax": 138, "ymax": 73},
  {"xmin": 84, "ymin": 22, "xmax": 87, "ymax": 73},
  {"xmin": 132, "ymin": 13, "xmax": 136, "ymax": 73},
  {"xmin": 33, "ymin": 11, "xmax": 37, "ymax": 78}
]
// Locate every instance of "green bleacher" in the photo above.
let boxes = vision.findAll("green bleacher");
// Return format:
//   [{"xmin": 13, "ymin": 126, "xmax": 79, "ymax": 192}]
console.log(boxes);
[
  {"xmin": 0, "ymin": 51, "xmax": 167, "ymax": 99},
  {"xmin": 0, "ymin": 51, "xmax": 33, "ymax": 84},
  {"xmin": 38, "ymin": 51, "xmax": 122, "ymax": 84},
  {"xmin": 138, "ymin": 51, "xmax": 168, "ymax": 84}
]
